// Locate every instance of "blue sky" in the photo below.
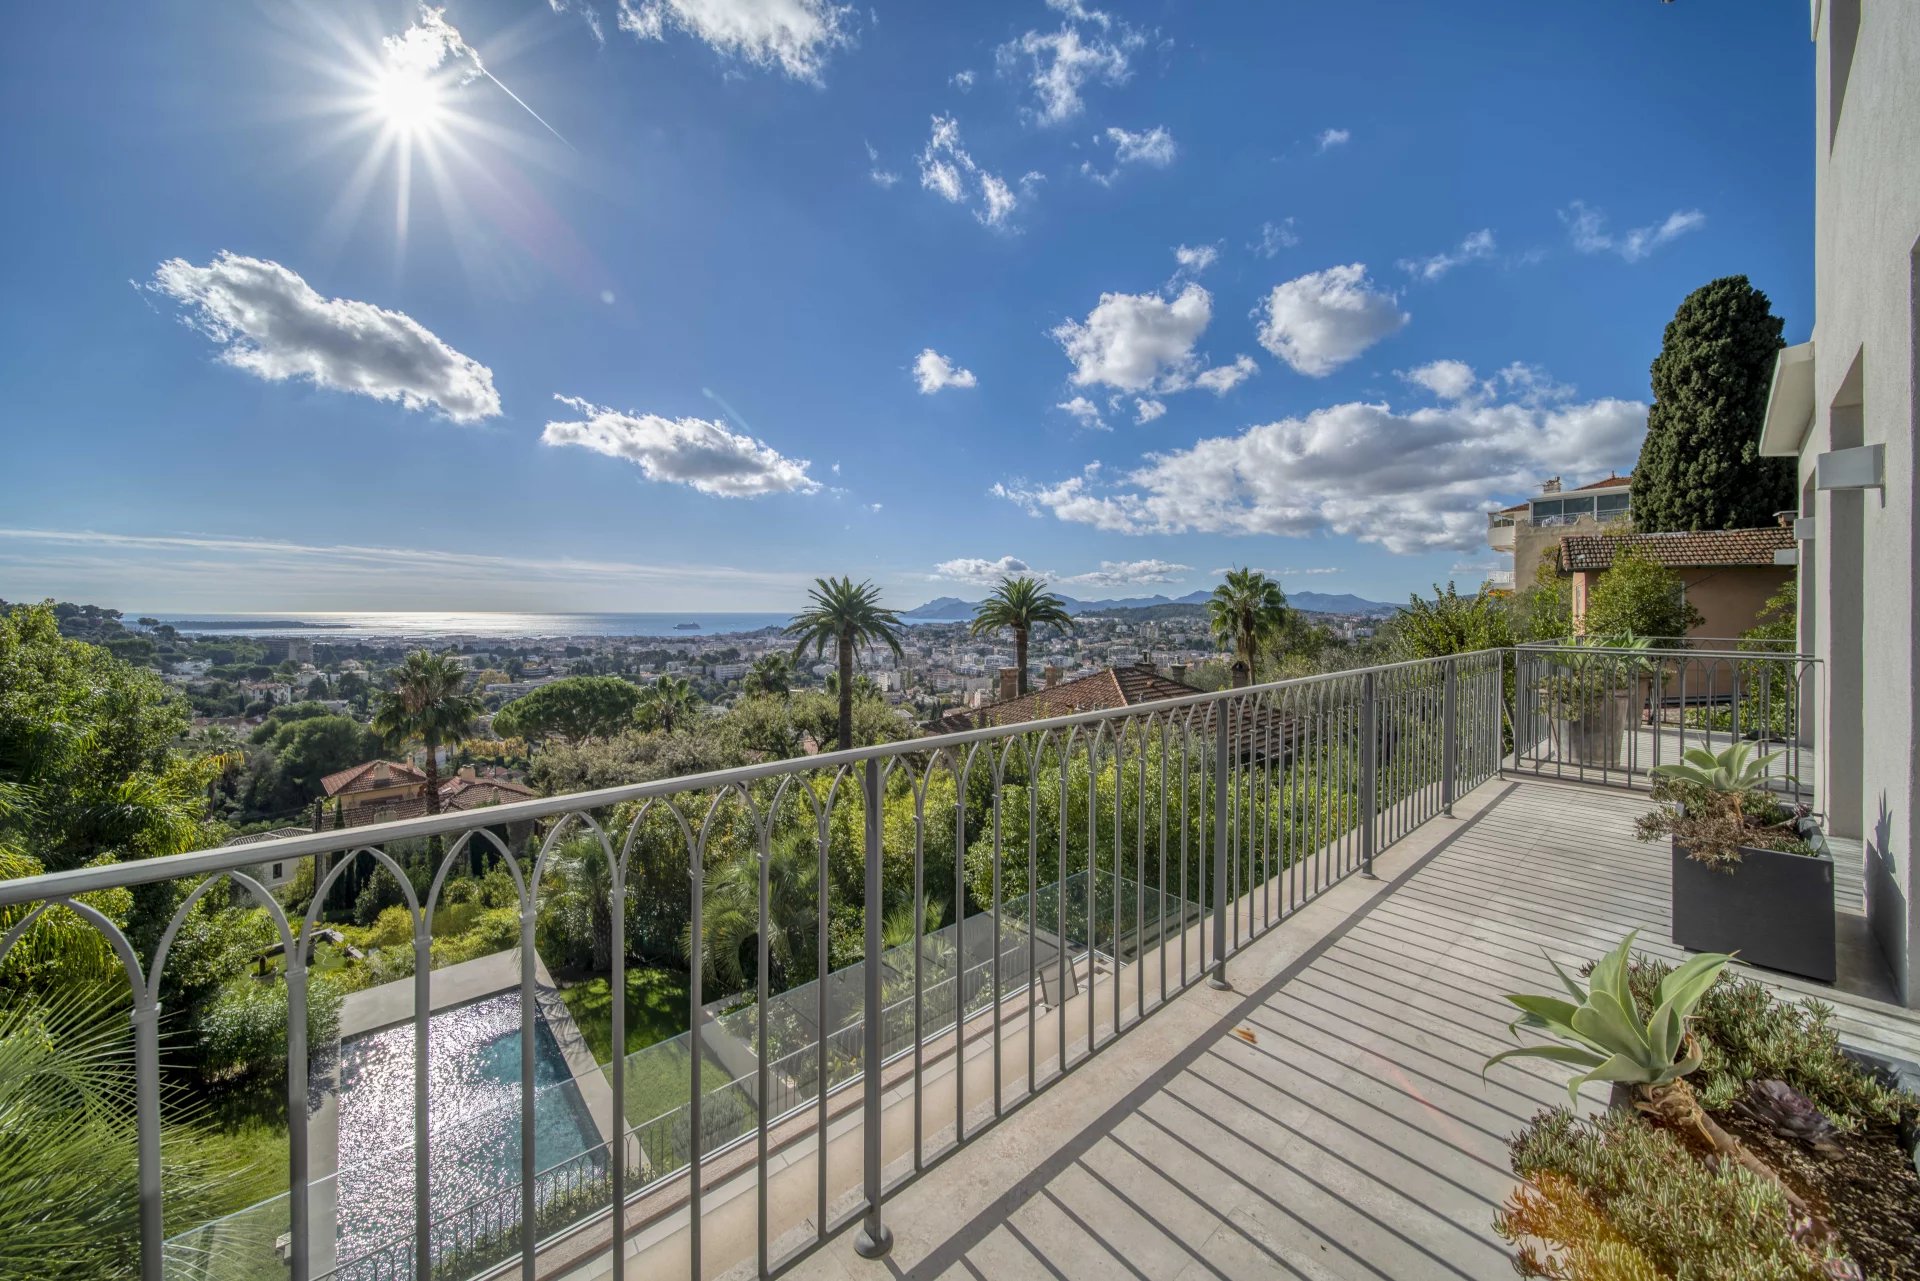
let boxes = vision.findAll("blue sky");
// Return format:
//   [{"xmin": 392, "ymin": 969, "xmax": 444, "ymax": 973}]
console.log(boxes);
[{"xmin": 0, "ymin": 0, "xmax": 1814, "ymax": 613}]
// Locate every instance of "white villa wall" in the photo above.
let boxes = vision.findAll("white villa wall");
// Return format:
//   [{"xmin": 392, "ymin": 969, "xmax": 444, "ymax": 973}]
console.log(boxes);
[{"xmin": 1803, "ymin": 0, "xmax": 1920, "ymax": 1002}]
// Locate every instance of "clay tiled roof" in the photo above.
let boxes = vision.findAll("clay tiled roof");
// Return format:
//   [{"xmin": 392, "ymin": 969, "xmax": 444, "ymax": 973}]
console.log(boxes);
[
  {"xmin": 319, "ymin": 759, "xmax": 428, "ymax": 797},
  {"xmin": 441, "ymin": 775, "xmax": 538, "ymax": 811},
  {"xmin": 1558, "ymin": 526, "xmax": 1793, "ymax": 572},
  {"xmin": 1565, "ymin": 471, "xmax": 1632, "ymax": 492},
  {"xmin": 929, "ymin": 665, "xmax": 1294, "ymax": 764}
]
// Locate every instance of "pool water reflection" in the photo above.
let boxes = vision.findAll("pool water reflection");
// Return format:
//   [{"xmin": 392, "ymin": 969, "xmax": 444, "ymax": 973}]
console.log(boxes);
[{"xmin": 333, "ymin": 991, "xmax": 598, "ymax": 1262}]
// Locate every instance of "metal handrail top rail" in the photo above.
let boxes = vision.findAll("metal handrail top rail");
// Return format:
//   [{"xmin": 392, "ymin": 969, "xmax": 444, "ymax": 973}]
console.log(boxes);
[{"xmin": 0, "ymin": 649, "xmax": 1474, "ymax": 907}]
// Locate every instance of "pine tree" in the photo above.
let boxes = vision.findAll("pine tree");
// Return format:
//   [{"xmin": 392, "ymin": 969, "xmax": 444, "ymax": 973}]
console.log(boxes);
[{"xmin": 1631, "ymin": 276, "xmax": 1794, "ymax": 531}]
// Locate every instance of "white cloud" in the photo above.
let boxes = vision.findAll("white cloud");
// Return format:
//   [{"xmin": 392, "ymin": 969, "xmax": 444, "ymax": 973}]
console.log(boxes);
[
  {"xmin": 542, "ymin": 394, "xmax": 819, "ymax": 496},
  {"xmin": 933, "ymin": 555, "xmax": 1032, "ymax": 585},
  {"xmin": 1316, "ymin": 127, "xmax": 1350, "ymax": 152},
  {"xmin": 547, "ymin": 0, "xmax": 607, "ymax": 45},
  {"xmin": 146, "ymin": 252, "xmax": 500, "ymax": 422},
  {"xmin": 1192, "ymin": 354, "xmax": 1258, "ymax": 395},
  {"xmin": 0, "ymin": 527, "xmax": 817, "ymax": 611},
  {"xmin": 1398, "ymin": 228, "xmax": 1496, "ymax": 282},
  {"xmin": 865, "ymin": 140, "xmax": 898, "ymax": 188},
  {"xmin": 914, "ymin": 348, "xmax": 977, "ymax": 394},
  {"xmin": 950, "ymin": 68, "xmax": 975, "ymax": 91},
  {"xmin": 1059, "ymin": 559, "xmax": 1192, "ymax": 588},
  {"xmin": 1053, "ymin": 282, "xmax": 1257, "ymax": 398},
  {"xmin": 1251, "ymin": 219, "xmax": 1299, "ymax": 258},
  {"xmin": 1053, "ymin": 283, "xmax": 1210, "ymax": 392},
  {"xmin": 1207, "ymin": 565, "xmax": 1340, "ymax": 578},
  {"xmin": 999, "ymin": 23, "xmax": 1142, "ymax": 125},
  {"xmin": 1561, "ymin": 201, "xmax": 1706, "ymax": 262},
  {"xmin": 387, "ymin": 5, "xmax": 569, "ymax": 144},
  {"xmin": 1044, "ymin": 0, "xmax": 1112, "ymax": 25},
  {"xmin": 995, "ymin": 383, "xmax": 1647, "ymax": 554},
  {"xmin": 1254, "ymin": 263, "xmax": 1408, "ymax": 376},
  {"xmin": 616, "ymin": 0, "xmax": 853, "ymax": 82},
  {"xmin": 1057, "ymin": 395, "xmax": 1108, "ymax": 430},
  {"xmin": 917, "ymin": 114, "xmax": 1021, "ymax": 228},
  {"xmin": 1134, "ymin": 397, "xmax": 1166, "ymax": 423},
  {"xmin": 1083, "ymin": 124, "xmax": 1175, "ymax": 184},
  {"xmin": 1172, "ymin": 243, "xmax": 1218, "ymax": 275},
  {"xmin": 1402, "ymin": 359, "xmax": 1480, "ymax": 402}
]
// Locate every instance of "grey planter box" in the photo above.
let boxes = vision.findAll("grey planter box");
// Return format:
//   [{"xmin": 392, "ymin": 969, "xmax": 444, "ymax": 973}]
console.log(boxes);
[{"xmin": 1671, "ymin": 826, "xmax": 1834, "ymax": 983}]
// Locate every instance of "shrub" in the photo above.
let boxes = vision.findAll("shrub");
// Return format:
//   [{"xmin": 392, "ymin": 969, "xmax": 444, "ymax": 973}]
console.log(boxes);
[
  {"xmin": 1622, "ymin": 959, "xmax": 1911, "ymax": 1130},
  {"xmin": 199, "ymin": 973, "xmax": 343, "ymax": 1079},
  {"xmin": 1498, "ymin": 1108, "xmax": 1841, "ymax": 1280}
]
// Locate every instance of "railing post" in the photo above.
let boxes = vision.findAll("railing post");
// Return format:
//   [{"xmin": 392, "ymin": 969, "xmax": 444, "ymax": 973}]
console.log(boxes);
[
  {"xmin": 1208, "ymin": 695, "xmax": 1230, "ymax": 990},
  {"xmin": 1441, "ymin": 658, "xmax": 1458, "ymax": 817},
  {"xmin": 855, "ymin": 759, "xmax": 893, "ymax": 1258},
  {"xmin": 1359, "ymin": 672, "xmax": 1378, "ymax": 878}
]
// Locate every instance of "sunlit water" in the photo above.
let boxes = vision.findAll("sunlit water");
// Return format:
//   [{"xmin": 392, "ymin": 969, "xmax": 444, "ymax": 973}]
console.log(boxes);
[
  {"xmin": 137, "ymin": 610, "xmax": 967, "ymax": 639},
  {"xmin": 333, "ymin": 993, "xmax": 598, "ymax": 1263}
]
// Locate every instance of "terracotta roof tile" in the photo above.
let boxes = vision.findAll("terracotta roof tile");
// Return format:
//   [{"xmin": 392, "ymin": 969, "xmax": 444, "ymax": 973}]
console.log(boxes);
[
  {"xmin": 1558, "ymin": 526, "xmax": 1793, "ymax": 572},
  {"xmin": 319, "ymin": 759, "xmax": 429, "ymax": 797},
  {"xmin": 1565, "ymin": 471, "xmax": 1633, "ymax": 493}
]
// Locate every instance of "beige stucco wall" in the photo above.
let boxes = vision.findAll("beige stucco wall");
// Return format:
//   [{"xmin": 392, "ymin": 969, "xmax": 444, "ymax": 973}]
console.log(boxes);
[{"xmin": 1676, "ymin": 566, "xmax": 1793, "ymax": 642}]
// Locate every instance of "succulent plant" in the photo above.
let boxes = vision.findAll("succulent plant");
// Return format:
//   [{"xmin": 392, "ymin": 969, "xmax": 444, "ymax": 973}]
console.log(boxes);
[{"xmin": 1731, "ymin": 1079, "xmax": 1845, "ymax": 1157}]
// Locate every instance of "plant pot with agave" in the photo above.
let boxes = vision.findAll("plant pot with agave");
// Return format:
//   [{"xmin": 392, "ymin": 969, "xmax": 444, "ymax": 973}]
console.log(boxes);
[
  {"xmin": 1634, "ymin": 741, "xmax": 1834, "ymax": 983},
  {"xmin": 1484, "ymin": 933, "xmax": 1920, "ymax": 1279},
  {"xmin": 1541, "ymin": 635, "xmax": 1648, "ymax": 768}
]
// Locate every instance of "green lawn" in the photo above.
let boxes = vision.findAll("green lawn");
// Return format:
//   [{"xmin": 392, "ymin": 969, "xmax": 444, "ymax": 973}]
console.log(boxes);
[
  {"xmin": 557, "ymin": 965, "xmax": 696, "ymax": 1064},
  {"xmin": 554, "ymin": 966, "xmax": 740, "ymax": 1129}
]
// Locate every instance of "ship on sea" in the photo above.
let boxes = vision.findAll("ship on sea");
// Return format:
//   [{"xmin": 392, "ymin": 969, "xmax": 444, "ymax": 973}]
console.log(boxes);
[{"xmin": 674, "ymin": 622, "xmax": 701, "ymax": 630}]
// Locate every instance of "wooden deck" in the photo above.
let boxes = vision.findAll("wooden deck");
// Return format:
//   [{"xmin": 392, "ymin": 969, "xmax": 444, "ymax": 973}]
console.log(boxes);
[{"xmin": 773, "ymin": 775, "xmax": 1920, "ymax": 1281}]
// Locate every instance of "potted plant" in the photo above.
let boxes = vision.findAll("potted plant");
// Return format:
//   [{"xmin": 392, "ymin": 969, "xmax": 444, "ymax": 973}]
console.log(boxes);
[
  {"xmin": 1484, "ymin": 934, "xmax": 1919, "ymax": 1279},
  {"xmin": 1540, "ymin": 635, "xmax": 1647, "ymax": 768},
  {"xmin": 1634, "ymin": 741, "xmax": 1834, "ymax": 983}
]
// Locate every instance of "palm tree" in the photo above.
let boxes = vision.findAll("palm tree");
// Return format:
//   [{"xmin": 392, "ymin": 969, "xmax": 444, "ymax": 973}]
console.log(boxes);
[
  {"xmin": 636, "ymin": 674, "xmax": 697, "ymax": 733},
  {"xmin": 370, "ymin": 650, "xmax": 479, "ymax": 817},
  {"xmin": 785, "ymin": 577, "xmax": 905, "ymax": 751},
  {"xmin": 743, "ymin": 652, "xmax": 794, "ymax": 698},
  {"xmin": 1208, "ymin": 569, "xmax": 1291, "ymax": 686},
  {"xmin": 969, "ymin": 576, "xmax": 1074, "ymax": 698}
]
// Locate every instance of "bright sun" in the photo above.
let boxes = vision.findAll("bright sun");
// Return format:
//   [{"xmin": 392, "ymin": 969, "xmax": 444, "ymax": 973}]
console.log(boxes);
[{"xmin": 371, "ymin": 66, "xmax": 446, "ymax": 138}]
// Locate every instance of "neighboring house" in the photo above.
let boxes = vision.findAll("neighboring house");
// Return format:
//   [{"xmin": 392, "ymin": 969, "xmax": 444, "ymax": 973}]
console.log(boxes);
[
  {"xmin": 1759, "ymin": 0, "xmax": 1920, "ymax": 1001},
  {"xmin": 1485, "ymin": 473, "xmax": 1634, "ymax": 591},
  {"xmin": 314, "ymin": 761, "xmax": 538, "ymax": 831},
  {"xmin": 1556, "ymin": 527, "xmax": 1796, "ymax": 640},
  {"xmin": 319, "ymin": 759, "xmax": 432, "ymax": 827},
  {"xmin": 929, "ymin": 662, "xmax": 1291, "ymax": 764},
  {"xmin": 221, "ymin": 827, "xmax": 311, "ymax": 890}
]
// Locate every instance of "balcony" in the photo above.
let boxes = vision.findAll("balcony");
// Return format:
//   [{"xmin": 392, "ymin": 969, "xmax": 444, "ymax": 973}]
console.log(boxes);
[{"xmin": 4, "ymin": 646, "xmax": 1915, "ymax": 1281}]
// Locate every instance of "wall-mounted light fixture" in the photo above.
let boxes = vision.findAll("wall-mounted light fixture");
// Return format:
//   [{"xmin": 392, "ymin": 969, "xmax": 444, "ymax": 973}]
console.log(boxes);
[{"xmin": 1816, "ymin": 443, "xmax": 1884, "ymax": 492}]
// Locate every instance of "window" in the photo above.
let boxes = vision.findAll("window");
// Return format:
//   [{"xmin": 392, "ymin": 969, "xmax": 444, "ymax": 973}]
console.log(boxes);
[
  {"xmin": 271, "ymin": 862, "xmax": 283, "ymax": 882},
  {"xmin": 1595, "ymin": 493, "xmax": 1631, "ymax": 520},
  {"xmin": 1532, "ymin": 498, "xmax": 1564, "ymax": 521},
  {"xmin": 1562, "ymin": 495, "xmax": 1596, "ymax": 520}
]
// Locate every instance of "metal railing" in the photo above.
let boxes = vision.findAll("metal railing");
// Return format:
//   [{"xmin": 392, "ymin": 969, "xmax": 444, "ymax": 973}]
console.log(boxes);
[
  {"xmin": 0, "ymin": 650, "xmax": 1509, "ymax": 1281},
  {"xmin": 1511, "ymin": 642, "xmax": 1818, "ymax": 808}
]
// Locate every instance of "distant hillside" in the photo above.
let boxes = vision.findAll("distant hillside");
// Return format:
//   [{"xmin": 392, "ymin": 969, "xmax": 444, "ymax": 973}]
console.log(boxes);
[{"xmin": 902, "ymin": 588, "xmax": 1397, "ymax": 619}]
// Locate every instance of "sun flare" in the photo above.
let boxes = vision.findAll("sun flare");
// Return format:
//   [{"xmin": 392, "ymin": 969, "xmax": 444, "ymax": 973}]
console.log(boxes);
[{"xmin": 370, "ymin": 65, "xmax": 447, "ymax": 139}]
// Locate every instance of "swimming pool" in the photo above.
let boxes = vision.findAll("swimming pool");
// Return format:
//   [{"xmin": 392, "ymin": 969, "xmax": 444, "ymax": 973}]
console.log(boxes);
[{"xmin": 332, "ymin": 991, "xmax": 600, "ymax": 1264}]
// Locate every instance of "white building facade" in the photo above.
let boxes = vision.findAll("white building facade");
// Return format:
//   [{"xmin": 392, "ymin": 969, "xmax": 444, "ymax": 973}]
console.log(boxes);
[{"xmin": 1762, "ymin": 0, "xmax": 1920, "ymax": 1003}]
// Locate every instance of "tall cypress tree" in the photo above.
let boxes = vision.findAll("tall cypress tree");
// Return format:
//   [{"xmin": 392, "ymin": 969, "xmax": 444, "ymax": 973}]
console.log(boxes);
[{"xmin": 1630, "ymin": 276, "xmax": 1794, "ymax": 531}]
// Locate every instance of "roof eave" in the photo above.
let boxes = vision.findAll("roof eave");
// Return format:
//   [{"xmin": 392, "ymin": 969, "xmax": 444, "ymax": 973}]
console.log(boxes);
[{"xmin": 1760, "ymin": 341, "xmax": 1816, "ymax": 459}]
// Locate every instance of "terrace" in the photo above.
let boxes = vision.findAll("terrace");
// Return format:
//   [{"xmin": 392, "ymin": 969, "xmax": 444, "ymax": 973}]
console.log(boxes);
[{"xmin": 5, "ymin": 644, "xmax": 1917, "ymax": 1281}]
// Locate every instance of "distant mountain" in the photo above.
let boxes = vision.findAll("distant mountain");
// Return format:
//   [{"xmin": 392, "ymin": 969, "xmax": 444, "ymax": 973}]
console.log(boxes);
[
  {"xmin": 1287, "ymin": 591, "xmax": 1400, "ymax": 617},
  {"xmin": 901, "ymin": 588, "xmax": 1397, "ymax": 619}
]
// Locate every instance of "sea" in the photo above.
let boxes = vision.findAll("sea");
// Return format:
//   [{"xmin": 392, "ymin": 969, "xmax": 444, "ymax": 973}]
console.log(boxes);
[{"xmin": 136, "ymin": 611, "xmax": 969, "ymax": 641}]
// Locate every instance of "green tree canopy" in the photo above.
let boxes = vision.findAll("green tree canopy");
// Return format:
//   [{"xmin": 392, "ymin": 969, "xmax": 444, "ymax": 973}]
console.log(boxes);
[
  {"xmin": 634, "ymin": 674, "xmax": 698, "ymax": 734},
  {"xmin": 1389, "ymin": 583, "xmax": 1513, "ymax": 660},
  {"xmin": 1631, "ymin": 276, "xmax": 1794, "ymax": 531},
  {"xmin": 1582, "ymin": 552, "xmax": 1704, "ymax": 640},
  {"xmin": 785, "ymin": 577, "xmax": 905, "ymax": 751},
  {"xmin": 370, "ymin": 650, "xmax": 478, "ymax": 817},
  {"xmin": 0, "ymin": 602, "xmax": 209, "ymax": 871},
  {"xmin": 490, "ymin": 675, "xmax": 642, "ymax": 743},
  {"xmin": 1207, "ymin": 569, "xmax": 1291, "ymax": 682},
  {"xmin": 244, "ymin": 715, "xmax": 381, "ymax": 817},
  {"xmin": 969, "ymin": 576, "xmax": 1074, "ymax": 698}
]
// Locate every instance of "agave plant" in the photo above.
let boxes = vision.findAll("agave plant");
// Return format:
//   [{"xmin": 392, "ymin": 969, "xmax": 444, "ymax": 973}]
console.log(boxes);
[
  {"xmin": 1486, "ymin": 932, "xmax": 1830, "ymax": 1233},
  {"xmin": 1485, "ymin": 930, "xmax": 1729, "ymax": 1106},
  {"xmin": 1649, "ymin": 740, "xmax": 1784, "ymax": 795}
]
